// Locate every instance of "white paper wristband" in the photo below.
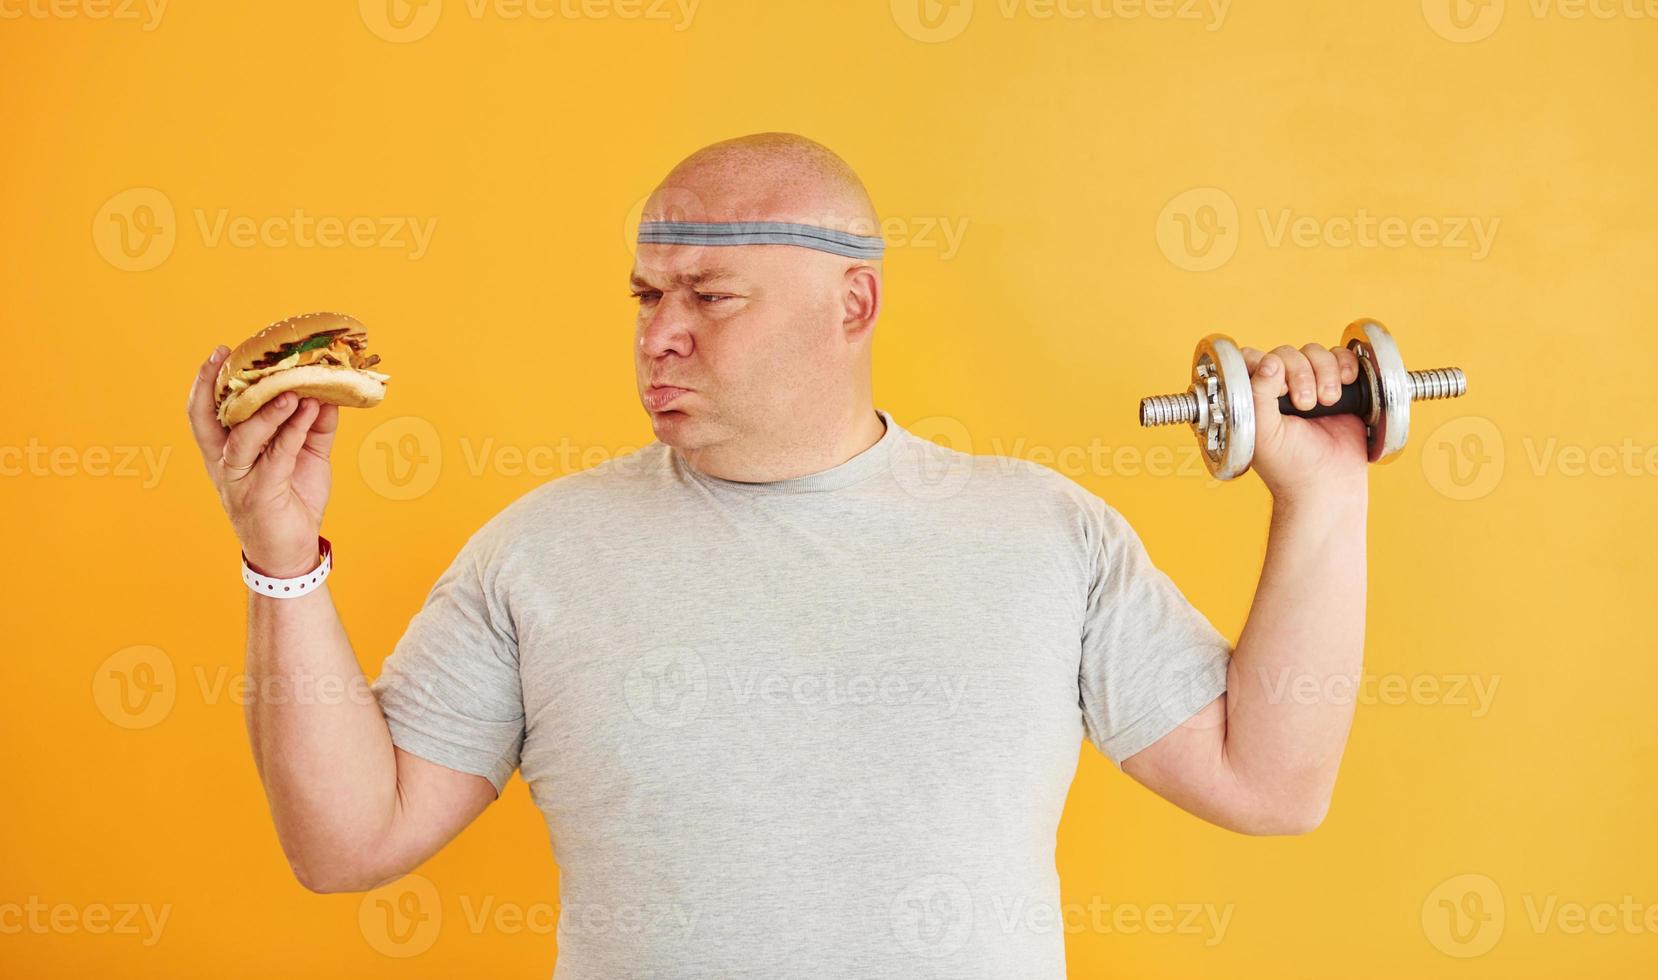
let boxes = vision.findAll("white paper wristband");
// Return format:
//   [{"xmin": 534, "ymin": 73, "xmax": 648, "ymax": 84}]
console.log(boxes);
[{"xmin": 242, "ymin": 537, "xmax": 333, "ymax": 598}]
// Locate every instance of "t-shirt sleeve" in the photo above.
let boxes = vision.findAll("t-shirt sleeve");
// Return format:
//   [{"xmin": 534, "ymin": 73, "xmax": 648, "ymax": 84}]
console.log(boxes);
[
  {"xmin": 369, "ymin": 528, "xmax": 525, "ymax": 794},
  {"xmin": 1078, "ymin": 497, "xmax": 1233, "ymax": 766}
]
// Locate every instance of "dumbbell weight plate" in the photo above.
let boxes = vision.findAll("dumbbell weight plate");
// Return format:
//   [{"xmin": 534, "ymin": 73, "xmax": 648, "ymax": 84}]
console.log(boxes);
[
  {"xmin": 1339, "ymin": 319, "xmax": 1410, "ymax": 463},
  {"xmin": 1192, "ymin": 333, "xmax": 1255, "ymax": 480}
]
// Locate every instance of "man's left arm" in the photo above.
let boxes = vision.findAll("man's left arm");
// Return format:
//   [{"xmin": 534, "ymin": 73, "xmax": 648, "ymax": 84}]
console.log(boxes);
[{"xmin": 1121, "ymin": 342, "xmax": 1371, "ymax": 835}]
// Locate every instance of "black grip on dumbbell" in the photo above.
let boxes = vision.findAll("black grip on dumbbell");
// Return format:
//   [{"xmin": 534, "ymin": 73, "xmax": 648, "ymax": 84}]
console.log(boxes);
[{"xmin": 1276, "ymin": 378, "xmax": 1371, "ymax": 419}]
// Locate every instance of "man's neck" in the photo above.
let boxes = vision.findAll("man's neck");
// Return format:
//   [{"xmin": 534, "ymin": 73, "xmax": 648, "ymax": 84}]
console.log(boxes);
[{"xmin": 680, "ymin": 406, "xmax": 885, "ymax": 484}]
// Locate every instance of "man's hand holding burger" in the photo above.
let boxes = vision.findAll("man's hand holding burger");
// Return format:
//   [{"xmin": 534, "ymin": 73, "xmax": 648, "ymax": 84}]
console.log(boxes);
[
  {"xmin": 187, "ymin": 348, "xmax": 337, "ymax": 577},
  {"xmin": 185, "ymin": 311, "xmax": 388, "ymax": 576}
]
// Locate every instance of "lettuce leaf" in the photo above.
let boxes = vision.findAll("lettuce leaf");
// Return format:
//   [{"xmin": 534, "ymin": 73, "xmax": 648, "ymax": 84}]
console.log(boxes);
[{"xmin": 260, "ymin": 333, "xmax": 336, "ymax": 365}]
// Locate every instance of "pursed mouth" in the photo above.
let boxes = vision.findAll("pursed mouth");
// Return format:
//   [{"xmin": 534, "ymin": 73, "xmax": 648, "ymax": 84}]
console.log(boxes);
[{"xmin": 644, "ymin": 385, "xmax": 691, "ymax": 411}]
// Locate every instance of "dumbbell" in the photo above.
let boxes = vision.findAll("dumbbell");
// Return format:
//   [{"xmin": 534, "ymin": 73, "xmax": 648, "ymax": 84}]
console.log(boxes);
[{"xmin": 1138, "ymin": 319, "xmax": 1467, "ymax": 480}]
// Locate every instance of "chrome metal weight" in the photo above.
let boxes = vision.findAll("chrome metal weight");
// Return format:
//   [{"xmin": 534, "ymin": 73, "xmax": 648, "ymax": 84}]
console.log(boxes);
[{"xmin": 1138, "ymin": 318, "xmax": 1467, "ymax": 480}]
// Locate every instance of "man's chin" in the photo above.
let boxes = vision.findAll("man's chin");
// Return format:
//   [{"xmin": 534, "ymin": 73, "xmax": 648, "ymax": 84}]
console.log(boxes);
[{"xmin": 647, "ymin": 407, "xmax": 695, "ymax": 440}]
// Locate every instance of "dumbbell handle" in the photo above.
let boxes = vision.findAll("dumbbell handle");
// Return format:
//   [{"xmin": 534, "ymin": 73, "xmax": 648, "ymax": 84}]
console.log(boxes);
[
  {"xmin": 1278, "ymin": 380, "xmax": 1370, "ymax": 420},
  {"xmin": 1141, "ymin": 367, "xmax": 1466, "ymax": 427}
]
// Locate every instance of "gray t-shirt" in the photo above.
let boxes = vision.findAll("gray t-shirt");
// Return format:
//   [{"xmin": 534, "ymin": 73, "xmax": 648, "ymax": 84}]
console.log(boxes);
[{"xmin": 370, "ymin": 407, "xmax": 1231, "ymax": 978}]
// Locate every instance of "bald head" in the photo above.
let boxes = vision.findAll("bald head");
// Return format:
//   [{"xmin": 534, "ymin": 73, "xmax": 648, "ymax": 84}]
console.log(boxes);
[
  {"xmin": 631, "ymin": 132, "xmax": 886, "ymax": 484},
  {"xmin": 644, "ymin": 132, "xmax": 881, "ymax": 241}
]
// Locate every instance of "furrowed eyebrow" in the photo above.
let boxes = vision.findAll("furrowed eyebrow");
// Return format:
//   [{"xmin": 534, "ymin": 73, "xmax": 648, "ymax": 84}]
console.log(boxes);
[{"xmin": 629, "ymin": 269, "xmax": 745, "ymax": 291}]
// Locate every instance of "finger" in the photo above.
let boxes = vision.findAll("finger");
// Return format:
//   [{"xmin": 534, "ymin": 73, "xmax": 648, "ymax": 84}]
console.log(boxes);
[
  {"xmin": 302, "ymin": 402, "xmax": 340, "ymax": 461},
  {"xmin": 1332, "ymin": 345, "xmax": 1360, "ymax": 385},
  {"xmin": 188, "ymin": 346, "xmax": 231, "ymax": 466},
  {"xmin": 1248, "ymin": 350, "xmax": 1289, "ymax": 397},
  {"xmin": 1301, "ymin": 343, "xmax": 1341, "ymax": 406},
  {"xmin": 1249, "ymin": 352, "xmax": 1287, "ymax": 446},
  {"xmin": 1239, "ymin": 346, "xmax": 1264, "ymax": 372},
  {"xmin": 222, "ymin": 392, "xmax": 301, "ymax": 478},
  {"xmin": 257, "ymin": 397, "xmax": 320, "ymax": 490},
  {"xmin": 1272, "ymin": 344, "xmax": 1316, "ymax": 411}
]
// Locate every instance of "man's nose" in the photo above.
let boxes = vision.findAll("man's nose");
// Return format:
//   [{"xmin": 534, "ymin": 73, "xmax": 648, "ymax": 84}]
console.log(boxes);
[{"xmin": 638, "ymin": 296, "xmax": 695, "ymax": 358}]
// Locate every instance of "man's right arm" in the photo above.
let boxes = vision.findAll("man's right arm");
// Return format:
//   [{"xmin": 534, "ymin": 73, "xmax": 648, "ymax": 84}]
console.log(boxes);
[
  {"xmin": 244, "ymin": 582, "xmax": 497, "ymax": 893},
  {"xmin": 188, "ymin": 346, "xmax": 495, "ymax": 894}
]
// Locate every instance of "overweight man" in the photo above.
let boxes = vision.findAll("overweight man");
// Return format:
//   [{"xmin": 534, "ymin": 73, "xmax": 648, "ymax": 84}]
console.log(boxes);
[{"xmin": 186, "ymin": 132, "xmax": 1368, "ymax": 978}]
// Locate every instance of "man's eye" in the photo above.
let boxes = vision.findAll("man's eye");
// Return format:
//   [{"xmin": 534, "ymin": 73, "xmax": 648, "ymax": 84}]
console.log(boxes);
[
  {"xmin": 631, "ymin": 291, "xmax": 661, "ymax": 304},
  {"xmin": 698, "ymin": 294, "xmax": 730, "ymax": 304}
]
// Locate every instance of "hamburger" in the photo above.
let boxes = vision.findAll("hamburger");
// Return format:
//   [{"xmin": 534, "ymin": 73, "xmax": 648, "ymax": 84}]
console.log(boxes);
[{"xmin": 216, "ymin": 312, "xmax": 390, "ymax": 427}]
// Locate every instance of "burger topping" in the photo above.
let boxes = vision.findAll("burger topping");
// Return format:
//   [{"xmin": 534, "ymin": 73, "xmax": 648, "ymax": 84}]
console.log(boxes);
[
  {"xmin": 252, "ymin": 332, "xmax": 340, "ymax": 367},
  {"xmin": 219, "ymin": 328, "xmax": 388, "ymax": 402}
]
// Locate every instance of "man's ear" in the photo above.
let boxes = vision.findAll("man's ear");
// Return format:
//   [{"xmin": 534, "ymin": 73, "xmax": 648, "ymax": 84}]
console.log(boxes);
[{"xmin": 842, "ymin": 263, "xmax": 882, "ymax": 341}]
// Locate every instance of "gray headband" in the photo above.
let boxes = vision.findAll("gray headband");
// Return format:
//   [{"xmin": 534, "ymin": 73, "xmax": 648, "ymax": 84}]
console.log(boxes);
[{"xmin": 638, "ymin": 220, "xmax": 885, "ymax": 260}]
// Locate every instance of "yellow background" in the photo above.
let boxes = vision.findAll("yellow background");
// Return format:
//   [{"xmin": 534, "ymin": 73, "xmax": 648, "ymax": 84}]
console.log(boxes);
[{"xmin": 3, "ymin": 0, "xmax": 1655, "ymax": 975}]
